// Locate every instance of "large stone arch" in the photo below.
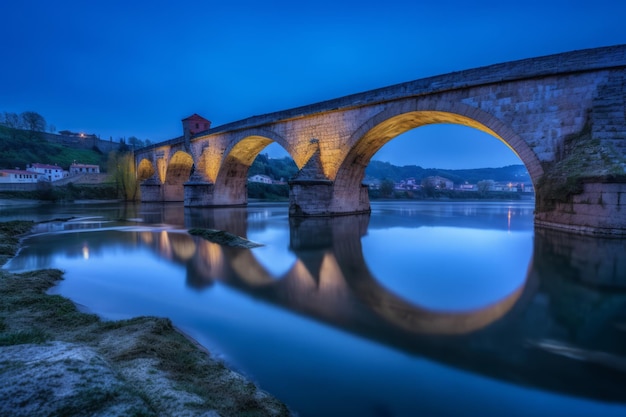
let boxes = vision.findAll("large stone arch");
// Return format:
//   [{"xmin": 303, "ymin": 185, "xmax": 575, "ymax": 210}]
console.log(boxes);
[{"xmin": 330, "ymin": 100, "xmax": 544, "ymax": 213}]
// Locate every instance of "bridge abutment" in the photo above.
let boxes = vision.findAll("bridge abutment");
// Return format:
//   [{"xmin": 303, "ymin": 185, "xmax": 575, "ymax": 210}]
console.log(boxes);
[{"xmin": 535, "ymin": 180, "xmax": 626, "ymax": 236}]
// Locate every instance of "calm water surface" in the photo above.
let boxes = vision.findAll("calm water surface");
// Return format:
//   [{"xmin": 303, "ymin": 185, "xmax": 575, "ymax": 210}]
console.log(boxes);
[{"xmin": 2, "ymin": 200, "xmax": 626, "ymax": 417}]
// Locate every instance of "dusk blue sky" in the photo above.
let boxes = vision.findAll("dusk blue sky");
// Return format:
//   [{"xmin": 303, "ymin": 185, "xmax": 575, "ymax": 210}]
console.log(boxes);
[{"xmin": 2, "ymin": 1, "xmax": 625, "ymax": 168}]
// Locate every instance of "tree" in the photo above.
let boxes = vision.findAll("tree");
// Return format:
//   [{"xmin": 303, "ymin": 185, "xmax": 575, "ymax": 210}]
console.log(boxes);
[
  {"xmin": 477, "ymin": 180, "xmax": 494, "ymax": 194},
  {"xmin": 107, "ymin": 150, "xmax": 138, "ymax": 201},
  {"xmin": 2, "ymin": 112, "xmax": 21, "ymax": 129},
  {"xmin": 21, "ymin": 111, "xmax": 46, "ymax": 132},
  {"xmin": 128, "ymin": 136, "xmax": 144, "ymax": 149},
  {"xmin": 379, "ymin": 178, "xmax": 395, "ymax": 198}
]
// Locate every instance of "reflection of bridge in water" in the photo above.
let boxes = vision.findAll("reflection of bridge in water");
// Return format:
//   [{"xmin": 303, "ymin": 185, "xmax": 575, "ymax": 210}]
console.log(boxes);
[{"xmin": 139, "ymin": 208, "xmax": 626, "ymax": 404}]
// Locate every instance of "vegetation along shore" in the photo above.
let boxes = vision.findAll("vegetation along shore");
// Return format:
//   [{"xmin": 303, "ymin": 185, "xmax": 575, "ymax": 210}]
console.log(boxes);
[{"xmin": 0, "ymin": 220, "xmax": 292, "ymax": 416}]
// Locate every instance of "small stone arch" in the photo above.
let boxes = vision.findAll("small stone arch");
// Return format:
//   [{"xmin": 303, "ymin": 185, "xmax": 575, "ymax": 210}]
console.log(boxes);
[
  {"xmin": 212, "ymin": 129, "xmax": 294, "ymax": 205},
  {"xmin": 137, "ymin": 158, "xmax": 156, "ymax": 182},
  {"xmin": 163, "ymin": 151, "xmax": 194, "ymax": 201}
]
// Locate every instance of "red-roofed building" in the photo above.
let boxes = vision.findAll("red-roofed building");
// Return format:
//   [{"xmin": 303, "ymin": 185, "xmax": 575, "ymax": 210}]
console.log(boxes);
[
  {"xmin": 182, "ymin": 114, "xmax": 211, "ymax": 136},
  {"xmin": 28, "ymin": 163, "xmax": 67, "ymax": 182}
]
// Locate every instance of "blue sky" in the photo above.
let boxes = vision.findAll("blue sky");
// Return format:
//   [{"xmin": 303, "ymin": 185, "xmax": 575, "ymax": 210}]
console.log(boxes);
[{"xmin": 2, "ymin": 0, "xmax": 625, "ymax": 168}]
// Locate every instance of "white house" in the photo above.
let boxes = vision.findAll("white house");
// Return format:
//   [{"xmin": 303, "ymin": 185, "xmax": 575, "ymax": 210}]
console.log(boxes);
[
  {"xmin": 0, "ymin": 169, "xmax": 42, "ymax": 183},
  {"xmin": 29, "ymin": 163, "xmax": 67, "ymax": 182},
  {"xmin": 70, "ymin": 163, "xmax": 100, "ymax": 174},
  {"xmin": 249, "ymin": 174, "xmax": 273, "ymax": 184}
]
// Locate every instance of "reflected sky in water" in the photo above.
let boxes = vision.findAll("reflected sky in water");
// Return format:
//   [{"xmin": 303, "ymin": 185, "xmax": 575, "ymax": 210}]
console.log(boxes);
[
  {"xmin": 2, "ymin": 200, "xmax": 626, "ymax": 417},
  {"xmin": 363, "ymin": 226, "xmax": 532, "ymax": 311}
]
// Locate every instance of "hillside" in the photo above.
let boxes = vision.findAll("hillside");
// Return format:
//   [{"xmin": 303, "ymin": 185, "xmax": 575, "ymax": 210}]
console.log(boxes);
[
  {"xmin": 249, "ymin": 154, "xmax": 530, "ymax": 185},
  {"xmin": 364, "ymin": 160, "xmax": 530, "ymax": 184},
  {"xmin": 0, "ymin": 126, "xmax": 108, "ymax": 170}
]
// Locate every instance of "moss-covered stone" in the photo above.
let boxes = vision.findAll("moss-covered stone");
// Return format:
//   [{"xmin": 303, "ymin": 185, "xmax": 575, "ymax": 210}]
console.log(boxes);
[
  {"xmin": 188, "ymin": 228, "xmax": 263, "ymax": 248},
  {"xmin": 536, "ymin": 123, "xmax": 626, "ymax": 213}
]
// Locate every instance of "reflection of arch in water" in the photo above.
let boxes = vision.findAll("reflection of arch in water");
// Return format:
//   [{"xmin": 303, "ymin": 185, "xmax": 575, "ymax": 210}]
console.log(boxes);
[
  {"xmin": 319, "ymin": 215, "xmax": 532, "ymax": 335},
  {"xmin": 344, "ymin": 262, "xmax": 529, "ymax": 335},
  {"xmin": 183, "ymin": 213, "xmax": 531, "ymax": 335}
]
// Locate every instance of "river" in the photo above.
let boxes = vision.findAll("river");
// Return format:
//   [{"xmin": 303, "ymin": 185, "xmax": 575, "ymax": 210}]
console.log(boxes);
[{"xmin": 2, "ymin": 200, "xmax": 626, "ymax": 417}]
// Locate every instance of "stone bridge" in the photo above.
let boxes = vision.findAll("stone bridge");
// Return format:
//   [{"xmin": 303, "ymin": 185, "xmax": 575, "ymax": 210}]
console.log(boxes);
[{"xmin": 135, "ymin": 45, "xmax": 626, "ymax": 235}]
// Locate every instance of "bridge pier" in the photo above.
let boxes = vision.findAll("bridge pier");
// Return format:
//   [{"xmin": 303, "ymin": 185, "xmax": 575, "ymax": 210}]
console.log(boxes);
[
  {"xmin": 184, "ymin": 176, "xmax": 216, "ymax": 207},
  {"xmin": 139, "ymin": 179, "xmax": 163, "ymax": 202},
  {"xmin": 535, "ymin": 180, "xmax": 626, "ymax": 236}
]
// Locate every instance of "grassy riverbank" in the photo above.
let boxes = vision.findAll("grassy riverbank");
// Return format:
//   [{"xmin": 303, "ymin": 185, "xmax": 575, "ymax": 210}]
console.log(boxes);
[{"xmin": 0, "ymin": 221, "xmax": 291, "ymax": 416}]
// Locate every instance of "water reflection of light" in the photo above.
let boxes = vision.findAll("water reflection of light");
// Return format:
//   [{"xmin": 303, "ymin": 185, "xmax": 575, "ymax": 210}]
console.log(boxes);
[
  {"xmin": 170, "ymin": 234, "xmax": 197, "ymax": 261},
  {"xmin": 82, "ymin": 243, "xmax": 89, "ymax": 260},
  {"xmin": 159, "ymin": 230, "xmax": 171, "ymax": 259},
  {"xmin": 319, "ymin": 253, "xmax": 344, "ymax": 292},
  {"xmin": 508, "ymin": 207, "xmax": 512, "ymax": 232},
  {"xmin": 140, "ymin": 231, "xmax": 154, "ymax": 245},
  {"xmin": 197, "ymin": 240, "xmax": 225, "ymax": 277}
]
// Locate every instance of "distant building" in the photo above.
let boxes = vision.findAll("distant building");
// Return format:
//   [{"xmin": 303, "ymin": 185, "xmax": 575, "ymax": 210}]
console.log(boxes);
[
  {"xmin": 29, "ymin": 163, "xmax": 67, "ymax": 182},
  {"xmin": 70, "ymin": 163, "xmax": 100, "ymax": 174},
  {"xmin": 249, "ymin": 174, "xmax": 273, "ymax": 184},
  {"xmin": 0, "ymin": 169, "xmax": 42, "ymax": 183},
  {"xmin": 58, "ymin": 130, "xmax": 98, "ymax": 139},
  {"xmin": 457, "ymin": 183, "xmax": 477, "ymax": 191},
  {"xmin": 423, "ymin": 176, "xmax": 454, "ymax": 190},
  {"xmin": 396, "ymin": 177, "xmax": 420, "ymax": 190}
]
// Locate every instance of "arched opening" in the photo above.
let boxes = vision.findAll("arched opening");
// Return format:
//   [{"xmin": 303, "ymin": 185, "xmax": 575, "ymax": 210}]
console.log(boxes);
[
  {"xmin": 215, "ymin": 137, "xmax": 297, "ymax": 205},
  {"xmin": 137, "ymin": 158, "xmax": 156, "ymax": 182},
  {"xmin": 365, "ymin": 123, "xmax": 532, "ymax": 200},
  {"xmin": 334, "ymin": 110, "xmax": 536, "ymax": 319},
  {"xmin": 163, "ymin": 151, "xmax": 194, "ymax": 201},
  {"xmin": 333, "ymin": 110, "xmax": 540, "ymax": 211}
]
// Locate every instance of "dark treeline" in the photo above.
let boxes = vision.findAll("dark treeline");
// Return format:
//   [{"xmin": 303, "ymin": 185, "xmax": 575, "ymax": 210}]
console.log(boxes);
[{"xmin": 364, "ymin": 160, "xmax": 530, "ymax": 184}]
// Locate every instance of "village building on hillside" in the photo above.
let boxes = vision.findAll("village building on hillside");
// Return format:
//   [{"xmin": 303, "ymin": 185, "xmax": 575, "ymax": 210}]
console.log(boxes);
[
  {"xmin": 70, "ymin": 163, "xmax": 100, "ymax": 174},
  {"xmin": 58, "ymin": 130, "xmax": 98, "ymax": 139},
  {"xmin": 28, "ymin": 163, "xmax": 68, "ymax": 182},
  {"xmin": 0, "ymin": 169, "xmax": 42, "ymax": 183},
  {"xmin": 423, "ymin": 176, "xmax": 454, "ymax": 190},
  {"xmin": 248, "ymin": 174, "xmax": 273, "ymax": 184}
]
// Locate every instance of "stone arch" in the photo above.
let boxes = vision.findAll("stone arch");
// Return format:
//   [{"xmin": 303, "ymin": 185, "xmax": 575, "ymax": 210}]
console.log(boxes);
[
  {"xmin": 137, "ymin": 158, "xmax": 156, "ymax": 182},
  {"xmin": 331, "ymin": 101, "xmax": 544, "ymax": 212},
  {"xmin": 163, "ymin": 151, "xmax": 194, "ymax": 201},
  {"xmin": 212, "ymin": 129, "xmax": 294, "ymax": 205}
]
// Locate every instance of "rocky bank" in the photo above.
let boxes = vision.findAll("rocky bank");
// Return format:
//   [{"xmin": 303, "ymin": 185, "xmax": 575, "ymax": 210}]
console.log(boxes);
[{"xmin": 0, "ymin": 221, "xmax": 292, "ymax": 417}]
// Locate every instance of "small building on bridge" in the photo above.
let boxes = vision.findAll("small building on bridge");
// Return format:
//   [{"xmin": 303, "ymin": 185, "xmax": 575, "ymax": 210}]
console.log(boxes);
[{"xmin": 182, "ymin": 114, "xmax": 211, "ymax": 136}]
